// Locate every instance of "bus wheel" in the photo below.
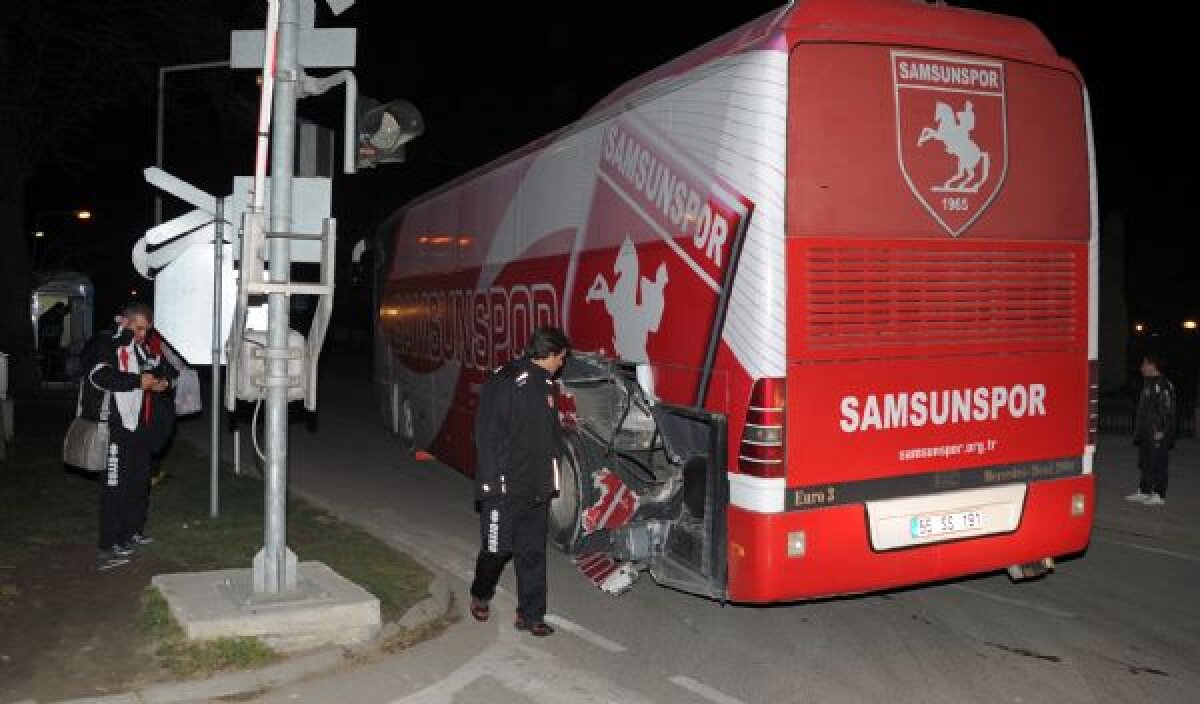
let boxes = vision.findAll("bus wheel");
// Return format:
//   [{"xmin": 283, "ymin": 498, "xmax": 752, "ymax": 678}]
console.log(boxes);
[
  {"xmin": 550, "ymin": 436, "xmax": 586, "ymax": 554},
  {"xmin": 398, "ymin": 395, "xmax": 415, "ymax": 450}
]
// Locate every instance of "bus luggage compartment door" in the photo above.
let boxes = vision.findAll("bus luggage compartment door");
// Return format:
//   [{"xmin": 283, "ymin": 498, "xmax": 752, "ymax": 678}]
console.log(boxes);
[{"xmin": 650, "ymin": 404, "xmax": 729, "ymax": 600}]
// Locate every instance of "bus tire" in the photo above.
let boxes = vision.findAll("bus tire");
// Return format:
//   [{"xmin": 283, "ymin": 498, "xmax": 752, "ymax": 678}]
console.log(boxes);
[
  {"xmin": 550, "ymin": 434, "xmax": 587, "ymax": 554},
  {"xmin": 397, "ymin": 393, "xmax": 415, "ymax": 451}
]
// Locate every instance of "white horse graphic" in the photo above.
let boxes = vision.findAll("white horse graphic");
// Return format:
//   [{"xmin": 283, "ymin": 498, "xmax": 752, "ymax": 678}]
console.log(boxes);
[
  {"xmin": 916, "ymin": 100, "xmax": 990, "ymax": 193},
  {"xmin": 585, "ymin": 236, "xmax": 668, "ymax": 363}
]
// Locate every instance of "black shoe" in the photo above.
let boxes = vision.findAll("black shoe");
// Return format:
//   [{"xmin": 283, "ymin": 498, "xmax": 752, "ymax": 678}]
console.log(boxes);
[
  {"xmin": 514, "ymin": 614, "xmax": 555, "ymax": 637},
  {"xmin": 109, "ymin": 543, "xmax": 134, "ymax": 557},
  {"xmin": 130, "ymin": 533, "xmax": 154, "ymax": 546}
]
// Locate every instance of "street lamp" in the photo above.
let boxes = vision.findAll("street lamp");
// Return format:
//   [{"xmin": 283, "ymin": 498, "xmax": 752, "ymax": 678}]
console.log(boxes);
[
  {"xmin": 156, "ymin": 61, "xmax": 232, "ymax": 225},
  {"xmin": 31, "ymin": 209, "xmax": 93, "ymax": 271}
]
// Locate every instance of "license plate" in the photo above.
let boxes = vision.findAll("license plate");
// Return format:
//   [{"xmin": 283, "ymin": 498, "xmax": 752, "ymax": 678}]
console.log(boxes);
[{"xmin": 909, "ymin": 509, "xmax": 985, "ymax": 539}]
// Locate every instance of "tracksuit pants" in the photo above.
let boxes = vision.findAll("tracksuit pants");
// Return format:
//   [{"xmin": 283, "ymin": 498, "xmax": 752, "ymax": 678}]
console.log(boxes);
[
  {"xmin": 470, "ymin": 495, "xmax": 549, "ymax": 622},
  {"xmin": 98, "ymin": 426, "xmax": 151, "ymax": 550},
  {"xmin": 1137, "ymin": 442, "xmax": 1169, "ymax": 498}
]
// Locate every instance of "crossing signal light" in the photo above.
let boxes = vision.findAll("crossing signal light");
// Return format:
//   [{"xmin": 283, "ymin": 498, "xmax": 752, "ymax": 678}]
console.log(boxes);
[{"xmin": 357, "ymin": 98, "xmax": 423, "ymax": 169}]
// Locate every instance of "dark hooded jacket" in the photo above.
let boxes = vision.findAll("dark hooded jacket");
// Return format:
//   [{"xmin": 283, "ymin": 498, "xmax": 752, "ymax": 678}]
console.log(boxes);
[
  {"xmin": 473, "ymin": 356, "xmax": 563, "ymax": 501},
  {"xmin": 1134, "ymin": 374, "xmax": 1177, "ymax": 448}
]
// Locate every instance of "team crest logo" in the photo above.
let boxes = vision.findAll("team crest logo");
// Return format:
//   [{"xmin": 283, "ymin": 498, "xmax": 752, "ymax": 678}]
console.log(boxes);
[
  {"xmin": 893, "ymin": 51, "xmax": 1007, "ymax": 236},
  {"xmin": 585, "ymin": 236, "xmax": 668, "ymax": 363}
]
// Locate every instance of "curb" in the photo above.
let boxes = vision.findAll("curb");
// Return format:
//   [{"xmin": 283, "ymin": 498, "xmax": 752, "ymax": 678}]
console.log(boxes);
[
  {"xmin": 397, "ymin": 566, "xmax": 454, "ymax": 632},
  {"xmin": 286, "ymin": 483, "xmax": 462, "ymax": 634},
  {"xmin": 49, "ymin": 574, "xmax": 452, "ymax": 704}
]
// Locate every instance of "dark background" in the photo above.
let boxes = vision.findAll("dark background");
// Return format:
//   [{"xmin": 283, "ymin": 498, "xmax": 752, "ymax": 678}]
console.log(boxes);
[{"xmin": 14, "ymin": 1, "xmax": 1196, "ymax": 391}]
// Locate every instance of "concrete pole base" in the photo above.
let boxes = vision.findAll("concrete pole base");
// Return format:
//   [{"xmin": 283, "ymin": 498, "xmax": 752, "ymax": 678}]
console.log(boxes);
[{"xmin": 152, "ymin": 561, "xmax": 381, "ymax": 652}]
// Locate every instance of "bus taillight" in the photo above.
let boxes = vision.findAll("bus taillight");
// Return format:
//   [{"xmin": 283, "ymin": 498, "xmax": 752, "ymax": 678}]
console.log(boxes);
[{"xmin": 739, "ymin": 377, "xmax": 786, "ymax": 478}]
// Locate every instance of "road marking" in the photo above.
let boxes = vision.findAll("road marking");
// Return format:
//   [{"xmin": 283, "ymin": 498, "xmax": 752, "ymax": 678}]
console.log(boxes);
[
  {"xmin": 950, "ymin": 585, "xmax": 1076, "ymax": 619},
  {"xmin": 390, "ymin": 640, "xmax": 653, "ymax": 703},
  {"xmin": 1097, "ymin": 537, "xmax": 1200, "ymax": 563},
  {"xmin": 668, "ymin": 675, "xmax": 746, "ymax": 704},
  {"xmin": 543, "ymin": 614, "xmax": 627, "ymax": 653}
]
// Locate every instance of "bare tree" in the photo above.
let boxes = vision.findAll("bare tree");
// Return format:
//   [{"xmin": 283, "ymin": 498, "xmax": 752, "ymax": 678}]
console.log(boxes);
[{"xmin": 0, "ymin": 1, "xmax": 244, "ymax": 392}]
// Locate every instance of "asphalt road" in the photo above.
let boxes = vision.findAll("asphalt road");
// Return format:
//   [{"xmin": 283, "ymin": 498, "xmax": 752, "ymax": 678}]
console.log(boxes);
[{"xmin": 202, "ymin": 355, "xmax": 1199, "ymax": 704}]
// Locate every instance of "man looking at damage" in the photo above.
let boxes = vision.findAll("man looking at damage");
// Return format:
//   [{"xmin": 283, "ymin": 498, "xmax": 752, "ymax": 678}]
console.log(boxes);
[{"xmin": 468, "ymin": 326, "xmax": 570, "ymax": 637}]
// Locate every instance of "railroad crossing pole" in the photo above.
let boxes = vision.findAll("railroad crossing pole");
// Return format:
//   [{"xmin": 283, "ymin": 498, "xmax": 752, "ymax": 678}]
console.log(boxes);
[
  {"xmin": 141, "ymin": 0, "xmax": 379, "ymax": 599},
  {"xmin": 261, "ymin": 0, "xmax": 299, "ymax": 594},
  {"xmin": 225, "ymin": 0, "xmax": 402, "ymax": 594}
]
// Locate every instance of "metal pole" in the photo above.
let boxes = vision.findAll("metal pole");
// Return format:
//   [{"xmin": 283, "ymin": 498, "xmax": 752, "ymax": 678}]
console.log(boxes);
[
  {"xmin": 155, "ymin": 68, "xmax": 165, "ymax": 226},
  {"xmin": 263, "ymin": 0, "xmax": 298, "ymax": 594},
  {"xmin": 155, "ymin": 61, "xmax": 232, "ymax": 226},
  {"xmin": 210, "ymin": 199, "xmax": 224, "ymax": 518}
]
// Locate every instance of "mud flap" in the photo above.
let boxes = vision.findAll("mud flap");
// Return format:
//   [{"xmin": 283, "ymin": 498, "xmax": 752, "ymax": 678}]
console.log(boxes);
[{"xmin": 650, "ymin": 404, "xmax": 729, "ymax": 601}]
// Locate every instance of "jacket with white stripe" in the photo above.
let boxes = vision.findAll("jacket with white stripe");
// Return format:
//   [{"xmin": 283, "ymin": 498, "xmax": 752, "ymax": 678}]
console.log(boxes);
[
  {"xmin": 79, "ymin": 328, "xmax": 145, "ymax": 432},
  {"xmin": 473, "ymin": 356, "xmax": 563, "ymax": 501}
]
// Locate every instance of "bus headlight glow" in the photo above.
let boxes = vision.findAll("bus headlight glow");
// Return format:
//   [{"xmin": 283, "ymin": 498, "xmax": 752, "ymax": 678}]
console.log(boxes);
[{"xmin": 1071, "ymin": 493, "xmax": 1086, "ymax": 517}]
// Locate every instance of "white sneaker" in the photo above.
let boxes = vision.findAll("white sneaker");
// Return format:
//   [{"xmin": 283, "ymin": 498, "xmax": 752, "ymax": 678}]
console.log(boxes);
[
  {"xmin": 1143, "ymin": 493, "xmax": 1166, "ymax": 506},
  {"xmin": 1126, "ymin": 490, "xmax": 1149, "ymax": 502}
]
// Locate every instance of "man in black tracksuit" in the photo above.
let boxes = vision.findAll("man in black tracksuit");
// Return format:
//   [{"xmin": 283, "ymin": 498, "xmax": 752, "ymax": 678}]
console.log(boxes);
[
  {"xmin": 1128, "ymin": 353, "xmax": 1176, "ymax": 506},
  {"xmin": 81, "ymin": 303, "xmax": 170, "ymax": 570},
  {"xmin": 469, "ymin": 327, "xmax": 570, "ymax": 637}
]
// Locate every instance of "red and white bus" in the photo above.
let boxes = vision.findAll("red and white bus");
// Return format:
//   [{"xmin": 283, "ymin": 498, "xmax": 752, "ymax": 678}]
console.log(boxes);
[{"xmin": 373, "ymin": 0, "xmax": 1097, "ymax": 603}]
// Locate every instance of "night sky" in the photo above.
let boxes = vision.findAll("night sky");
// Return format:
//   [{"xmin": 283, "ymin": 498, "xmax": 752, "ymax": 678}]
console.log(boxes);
[{"xmin": 24, "ymin": 1, "xmax": 1196, "ymax": 332}]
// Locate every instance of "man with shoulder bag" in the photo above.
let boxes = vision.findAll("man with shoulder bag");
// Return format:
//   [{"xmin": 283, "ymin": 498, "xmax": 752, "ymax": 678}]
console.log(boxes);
[{"xmin": 78, "ymin": 303, "xmax": 170, "ymax": 571}]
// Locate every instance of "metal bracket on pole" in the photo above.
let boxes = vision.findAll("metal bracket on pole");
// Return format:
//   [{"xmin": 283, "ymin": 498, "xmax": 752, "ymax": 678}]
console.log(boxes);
[
  {"xmin": 301, "ymin": 70, "xmax": 358, "ymax": 174},
  {"xmin": 253, "ymin": 347, "xmax": 304, "ymax": 360}
]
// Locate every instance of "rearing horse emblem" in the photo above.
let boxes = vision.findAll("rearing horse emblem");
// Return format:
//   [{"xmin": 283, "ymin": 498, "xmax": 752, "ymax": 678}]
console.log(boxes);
[
  {"xmin": 585, "ymin": 236, "xmax": 668, "ymax": 363},
  {"xmin": 917, "ymin": 100, "xmax": 990, "ymax": 193},
  {"xmin": 893, "ymin": 51, "xmax": 1007, "ymax": 237}
]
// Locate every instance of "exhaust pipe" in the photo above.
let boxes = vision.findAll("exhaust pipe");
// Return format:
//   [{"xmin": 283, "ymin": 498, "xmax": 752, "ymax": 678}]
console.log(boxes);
[{"xmin": 1006, "ymin": 557, "xmax": 1055, "ymax": 581}]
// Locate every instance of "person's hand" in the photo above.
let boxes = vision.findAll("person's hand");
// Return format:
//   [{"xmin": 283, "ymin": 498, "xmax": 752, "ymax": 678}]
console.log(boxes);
[
  {"xmin": 152, "ymin": 379, "xmax": 169, "ymax": 393},
  {"xmin": 140, "ymin": 373, "xmax": 159, "ymax": 391}
]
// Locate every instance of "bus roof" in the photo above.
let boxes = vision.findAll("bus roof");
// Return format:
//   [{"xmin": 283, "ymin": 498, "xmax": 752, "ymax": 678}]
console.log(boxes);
[
  {"xmin": 383, "ymin": 0, "xmax": 1071, "ymax": 226},
  {"xmin": 590, "ymin": 0, "xmax": 1067, "ymax": 115}
]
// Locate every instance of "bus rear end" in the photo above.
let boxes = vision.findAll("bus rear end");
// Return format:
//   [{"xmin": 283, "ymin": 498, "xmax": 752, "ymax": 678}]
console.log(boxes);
[{"xmin": 726, "ymin": 21, "xmax": 1095, "ymax": 602}]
